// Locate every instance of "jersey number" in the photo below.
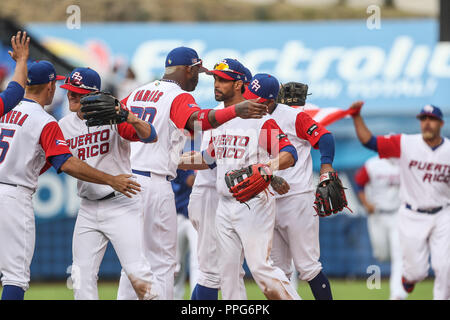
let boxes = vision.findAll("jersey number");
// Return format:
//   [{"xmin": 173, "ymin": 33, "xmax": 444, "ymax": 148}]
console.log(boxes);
[
  {"xmin": 130, "ymin": 107, "xmax": 157, "ymax": 124},
  {"xmin": 0, "ymin": 129, "xmax": 16, "ymax": 163}
]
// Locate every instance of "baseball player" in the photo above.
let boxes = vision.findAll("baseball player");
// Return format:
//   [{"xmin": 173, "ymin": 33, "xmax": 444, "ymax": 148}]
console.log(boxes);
[
  {"xmin": 172, "ymin": 169, "xmax": 199, "ymax": 300},
  {"xmin": 0, "ymin": 31, "xmax": 29, "ymax": 117},
  {"xmin": 354, "ymin": 155, "xmax": 408, "ymax": 300},
  {"xmin": 350, "ymin": 102, "xmax": 450, "ymax": 300},
  {"xmin": 0, "ymin": 61, "xmax": 139, "ymax": 300},
  {"xmin": 188, "ymin": 59, "xmax": 252, "ymax": 300},
  {"xmin": 243, "ymin": 73, "xmax": 335, "ymax": 300},
  {"xmin": 58, "ymin": 67, "xmax": 159, "ymax": 300},
  {"xmin": 181, "ymin": 68, "xmax": 301, "ymax": 300},
  {"xmin": 116, "ymin": 47, "xmax": 269, "ymax": 300}
]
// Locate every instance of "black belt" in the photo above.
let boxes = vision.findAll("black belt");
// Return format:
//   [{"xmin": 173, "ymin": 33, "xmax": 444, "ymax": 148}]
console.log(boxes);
[
  {"xmin": 0, "ymin": 182, "xmax": 18, "ymax": 187},
  {"xmin": 405, "ymin": 203, "xmax": 442, "ymax": 214},
  {"xmin": 132, "ymin": 169, "xmax": 171, "ymax": 181},
  {"xmin": 98, "ymin": 192, "xmax": 116, "ymax": 201}
]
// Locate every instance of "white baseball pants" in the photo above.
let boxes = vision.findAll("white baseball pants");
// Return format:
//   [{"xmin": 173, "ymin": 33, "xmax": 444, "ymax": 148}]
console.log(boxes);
[
  {"xmin": 271, "ymin": 192, "xmax": 323, "ymax": 282},
  {"xmin": 72, "ymin": 193, "xmax": 158, "ymax": 300},
  {"xmin": 117, "ymin": 173, "xmax": 177, "ymax": 300},
  {"xmin": 0, "ymin": 184, "xmax": 34, "ymax": 291},
  {"xmin": 188, "ymin": 186, "xmax": 221, "ymax": 289},
  {"xmin": 173, "ymin": 214, "xmax": 199, "ymax": 300},
  {"xmin": 367, "ymin": 211, "xmax": 407, "ymax": 300},
  {"xmin": 215, "ymin": 194, "xmax": 301, "ymax": 300},
  {"xmin": 398, "ymin": 205, "xmax": 450, "ymax": 300}
]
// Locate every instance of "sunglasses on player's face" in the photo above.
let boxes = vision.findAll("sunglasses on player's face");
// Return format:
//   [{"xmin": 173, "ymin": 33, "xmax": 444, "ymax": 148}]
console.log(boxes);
[
  {"xmin": 64, "ymin": 76, "xmax": 98, "ymax": 91},
  {"xmin": 213, "ymin": 62, "xmax": 244, "ymax": 76}
]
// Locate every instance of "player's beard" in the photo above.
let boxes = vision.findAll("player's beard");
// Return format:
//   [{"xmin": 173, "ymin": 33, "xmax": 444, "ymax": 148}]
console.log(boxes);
[
  {"xmin": 214, "ymin": 89, "xmax": 233, "ymax": 102},
  {"xmin": 422, "ymin": 129, "xmax": 435, "ymax": 140}
]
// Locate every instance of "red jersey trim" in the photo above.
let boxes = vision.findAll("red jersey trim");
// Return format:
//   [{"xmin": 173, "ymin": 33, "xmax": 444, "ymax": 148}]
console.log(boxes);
[
  {"xmin": 259, "ymin": 119, "xmax": 292, "ymax": 156},
  {"xmin": 0, "ymin": 98, "xmax": 4, "ymax": 117},
  {"xmin": 377, "ymin": 134, "xmax": 401, "ymax": 158},
  {"xmin": 39, "ymin": 121, "xmax": 73, "ymax": 160},
  {"xmin": 121, "ymin": 93, "xmax": 131, "ymax": 107},
  {"xmin": 295, "ymin": 112, "xmax": 330, "ymax": 149},
  {"xmin": 170, "ymin": 93, "xmax": 201, "ymax": 130},
  {"xmin": 354, "ymin": 165, "xmax": 370, "ymax": 188}
]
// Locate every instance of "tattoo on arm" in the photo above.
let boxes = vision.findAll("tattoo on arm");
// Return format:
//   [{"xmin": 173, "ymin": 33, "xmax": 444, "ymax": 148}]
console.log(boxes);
[
  {"xmin": 271, "ymin": 175, "xmax": 286, "ymax": 190},
  {"xmin": 208, "ymin": 110, "xmax": 219, "ymax": 128}
]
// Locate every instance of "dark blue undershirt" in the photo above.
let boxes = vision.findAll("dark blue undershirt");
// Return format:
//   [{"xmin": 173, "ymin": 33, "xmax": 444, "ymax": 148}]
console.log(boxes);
[
  {"xmin": 0, "ymin": 81, "xmax": 25, "ymax": 114},
  {"xmin": 317, "ymin": 133, "xmax": 335, "ymax": 165}
]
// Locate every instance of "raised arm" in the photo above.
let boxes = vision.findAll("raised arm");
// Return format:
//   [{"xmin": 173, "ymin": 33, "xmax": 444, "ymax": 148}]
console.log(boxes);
[
  {"xmin": 349, "ymin": 101, "xmax": 373, "ymax": 145},
  {"xmin": 8, "ymin": 31, "xmax": 30, "ymax": 89}
]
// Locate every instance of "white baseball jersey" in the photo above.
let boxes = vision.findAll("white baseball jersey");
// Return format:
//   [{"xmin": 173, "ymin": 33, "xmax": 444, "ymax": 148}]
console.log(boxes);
[
  {"xmin": 377, "ymin": 134, "xmax": 450, "ymax": 208},
  {"xmin": 122, "ymin": 80, "xmax": 201, "ymax": 180},
  {"xmin": 58, "ymin": 112, "xmax": 142, "ymax": 200},
  {"xmin": 354, "ymin": 156, "xmax": 401, "ymax": 212},
  {"xmin": 191, "ymin": 103, "xmax": 223, "ymax": 190},
  {"xmin": 0, "ymin": 98, "xmax": 72, "ymax": 190},
  {"xmin": 208, "ymin": 114, "xmax": 293, "ymax": 197},
  {"xmin": 269, "ymin": 104, "xmax": 330, "ymax": 197}
]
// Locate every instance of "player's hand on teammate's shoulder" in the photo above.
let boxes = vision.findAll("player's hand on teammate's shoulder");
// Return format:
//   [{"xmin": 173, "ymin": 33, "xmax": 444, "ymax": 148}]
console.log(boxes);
[
  {"xmin": 348, "ymin": 100, "xmax": 364, "ymax": 117},
  {"xmin": 8, "ymin": 31, "xmax": 30, "ymax": 62},
  {"xmin": 110, "ymin": 174, "xmax": 141, "ymax": 198},
  {"xmin": 234, "ymin": 98, "xmax": 268, "ymax": 119},
  {"xmin": 271, "ymin": 176, "xmax": 290, "ymax": 195}
]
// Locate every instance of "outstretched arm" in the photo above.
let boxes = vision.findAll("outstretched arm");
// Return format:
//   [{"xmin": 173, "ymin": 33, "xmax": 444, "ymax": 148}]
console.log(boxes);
[
  {"xmin": 349, "ymin": 101, "xmax": 373, "ymax": 145},
  {"xmin": 185, "ymin": 99, "xmax": 268, "ymax": 132},
  {"xmin": 60, "ymin": 156, "xmax": 141, "ymax": 198}
]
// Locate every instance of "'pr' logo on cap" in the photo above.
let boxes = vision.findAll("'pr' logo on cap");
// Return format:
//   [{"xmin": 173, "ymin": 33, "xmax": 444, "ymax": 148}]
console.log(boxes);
[
  {"xmin": 251, "ymin": 79, "xmax": 261, "ymax": 92},
  {"xmin": 72, "ymin": 72, "xmax": 83, "ymax": 82}
]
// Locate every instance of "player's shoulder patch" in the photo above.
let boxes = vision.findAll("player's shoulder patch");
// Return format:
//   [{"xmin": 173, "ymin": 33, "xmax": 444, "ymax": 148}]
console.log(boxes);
[{"xmin": 306, "ymin": 123, "xmax": 318, "ymax": 136}]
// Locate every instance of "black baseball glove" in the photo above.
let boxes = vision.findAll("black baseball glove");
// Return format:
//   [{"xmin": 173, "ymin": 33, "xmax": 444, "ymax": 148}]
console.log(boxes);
[
  {"xmin": 313, "ymin": 171, "xmax": 351, "ymax": 217},
  {"xmin": 277, "ymin": 82, "xmax": 309, "ymax": 106},
  {"xmin": 80, "ymin": 91, "xmax": 129, "ymax": 127}
]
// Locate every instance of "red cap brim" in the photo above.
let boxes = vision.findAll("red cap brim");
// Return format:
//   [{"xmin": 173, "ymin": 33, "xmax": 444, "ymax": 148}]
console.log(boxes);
[
  {"xmin": 208, "ymin": 70, "xmax": 236, "ymax": 81},
  {"xmin": 56, "ymin": 75, "xmax": 65, "ymax": 81},
  {"xmin": 60, "ymin": 84, "xmax": 93, "ymax": 94},
  {"xmin": 243, "ymin": 87, "xmax": 267, "ymax": 102}
]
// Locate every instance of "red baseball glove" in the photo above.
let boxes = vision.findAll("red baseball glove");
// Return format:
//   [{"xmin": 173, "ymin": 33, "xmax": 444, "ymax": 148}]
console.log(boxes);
[{"xmin": 225, "ymin": 164, "xmax": 273, "ymax": 203}]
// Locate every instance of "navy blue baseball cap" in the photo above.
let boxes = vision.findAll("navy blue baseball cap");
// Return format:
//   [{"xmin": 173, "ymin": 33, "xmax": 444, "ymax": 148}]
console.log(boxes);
[
  {"xmin": 27, "ymin": 60, "xmax": 65, "ymax": 85},
  {"xmin": 243, "ymin": 67, "xmax": 252, "ymax": 85},
  {"xmin": 243, "ymin": 73, "xmax": 279, "ymax": 102},
  {"xmin": 60, "ymin": 67, "xmax": 101, "ymax": 94},
  {"xmin": 165, "ymin": 47, "xmax": 207, "ymax": 72},
  {"xmin": 416, "ymin": 104, "xmax": 443, "ymax": 121},
  {"xmin": 208, "ymin": 58, "xmax": 247, "ymax": 81}
]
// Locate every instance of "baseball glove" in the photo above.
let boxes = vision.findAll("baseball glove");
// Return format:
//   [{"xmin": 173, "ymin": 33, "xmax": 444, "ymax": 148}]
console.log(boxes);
[
  {"xmin": 80, "ymin": 91, "xmax": 129, "ymax": 127},
  {"xmin": 277, "ymin": 82, "xmax": 309, "ymax": 106},
  {"xmin": 313, "ymin": 171, "xmax": 351, "ymax": 217},
  {"xmin": 225, "ymin": 164, "xmax": 273, "ymax": 203}
]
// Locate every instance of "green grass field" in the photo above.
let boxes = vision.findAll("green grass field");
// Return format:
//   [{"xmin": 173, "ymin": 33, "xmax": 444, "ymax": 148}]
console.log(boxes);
[{"xmin": 0, "ymin": 278, "xmax": 434, "ymax": 300}]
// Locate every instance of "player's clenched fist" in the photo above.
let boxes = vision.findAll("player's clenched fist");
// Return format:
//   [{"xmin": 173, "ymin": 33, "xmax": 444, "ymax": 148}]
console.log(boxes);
[
  {"xmin": 8, "ymin": 31, "xmax": 30, "ymax": 62},
  {"xmin": 348, "ymin": 100, "xmax": 364, "ymax": 117},
  {"xmin": 234, "ymin": 99, "xmax": 268, "ymax": 119},
  {"xmin": 110, "ymin": 174, "xmax": 141, "ymax": 198}
]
